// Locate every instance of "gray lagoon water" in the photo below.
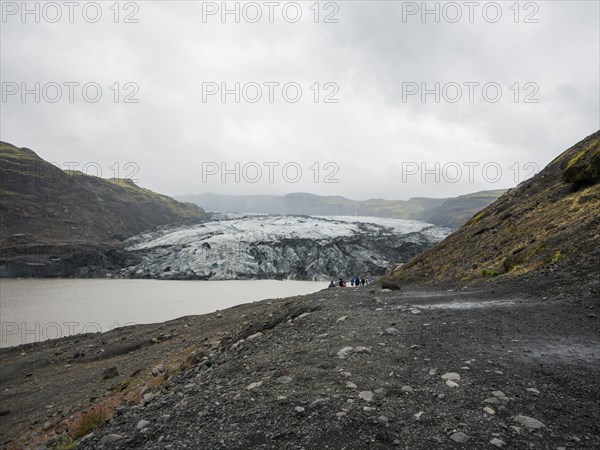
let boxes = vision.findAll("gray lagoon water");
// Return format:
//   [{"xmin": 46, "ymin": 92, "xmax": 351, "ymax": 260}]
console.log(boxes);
[{"xmin": 0, "ymin": 279, "xmax": 325, "ymax": 348}]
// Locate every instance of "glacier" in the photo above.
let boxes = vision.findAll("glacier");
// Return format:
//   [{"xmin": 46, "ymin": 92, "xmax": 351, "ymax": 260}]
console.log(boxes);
[{"xmin": 121, "ymin": 214, "xmax": 452, "ymax": 281}]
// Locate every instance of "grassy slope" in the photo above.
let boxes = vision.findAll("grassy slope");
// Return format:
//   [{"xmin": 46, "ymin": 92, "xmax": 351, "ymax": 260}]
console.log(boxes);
[
  {"xmin": 382, "ymin": 130, "xmax": 600, "ymax": 287},
  {"xmin": 0, "ymin": 142, "xmax": 208, "ymax": 247}
]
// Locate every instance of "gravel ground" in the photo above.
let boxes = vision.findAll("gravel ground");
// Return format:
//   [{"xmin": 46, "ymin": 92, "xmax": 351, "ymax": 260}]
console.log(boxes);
[{"xmin": 1, "ymin": 281, "xmax": 598, "ymax": 449}]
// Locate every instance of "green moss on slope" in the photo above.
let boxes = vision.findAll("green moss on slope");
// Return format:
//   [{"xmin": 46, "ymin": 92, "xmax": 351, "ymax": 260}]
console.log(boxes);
[{"xmin": 382, "ymin": 130, "xmax": 600, "ymax": 288}]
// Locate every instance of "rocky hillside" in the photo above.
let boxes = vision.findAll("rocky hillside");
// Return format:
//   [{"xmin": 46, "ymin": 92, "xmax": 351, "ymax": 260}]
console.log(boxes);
[
  {"xmin": 177, "ymin": 190, "xmax": 505, "ymax": 227},
  {"xmin": 0, "ymin": 142, "xmax": 209, "ymax": 274},
  {"xmin": 382, "ymin": 130, "xmax": 600, "ymax": 290}
]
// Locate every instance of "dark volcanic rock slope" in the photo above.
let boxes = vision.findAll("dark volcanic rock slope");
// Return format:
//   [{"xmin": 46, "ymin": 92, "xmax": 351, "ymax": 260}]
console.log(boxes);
[
  {"xmin": 0, "ymin": 142, "xmax": 209, "ymax": 276},
  {"xmin": 383, "ymin": 130, "xmax": 600, "ymax": 291}
]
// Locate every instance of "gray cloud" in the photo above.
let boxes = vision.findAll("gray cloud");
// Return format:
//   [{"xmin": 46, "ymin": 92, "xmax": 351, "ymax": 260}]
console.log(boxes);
[{"xmin": 1, "ymin": 1, "xmax": 598, "ymax": 200}]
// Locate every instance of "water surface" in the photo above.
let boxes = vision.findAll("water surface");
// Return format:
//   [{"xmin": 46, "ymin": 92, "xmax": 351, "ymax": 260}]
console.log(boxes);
[{"xmin": 0, "ymin": 279, "xmax": 325, "ymax": 348}]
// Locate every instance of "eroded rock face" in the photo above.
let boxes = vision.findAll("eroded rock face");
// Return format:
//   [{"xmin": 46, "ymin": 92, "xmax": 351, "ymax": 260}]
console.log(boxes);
[{"xmin": 121, "ymin": 215, "xmax": 451, "ymax": 280}]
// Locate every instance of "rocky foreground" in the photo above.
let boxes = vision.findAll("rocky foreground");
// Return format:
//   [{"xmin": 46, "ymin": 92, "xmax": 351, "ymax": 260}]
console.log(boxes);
[{"xmin": 0, "ymin": 281, "xmax": 598, "ymax": 449}]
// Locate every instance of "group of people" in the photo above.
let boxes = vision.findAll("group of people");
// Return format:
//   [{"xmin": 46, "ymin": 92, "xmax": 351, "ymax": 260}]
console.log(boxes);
[{"xmin": 328, "ymin": 276, "xmax": 370, "ymax": 288}]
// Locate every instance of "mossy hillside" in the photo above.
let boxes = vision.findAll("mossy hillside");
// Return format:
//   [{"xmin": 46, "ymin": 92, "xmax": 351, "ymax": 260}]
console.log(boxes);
[
  {"xmin": 562, "ymin": 138, "xmax": 600, "ymax": 186},
  {"xmin": 382, "ymin": 130, "xmax": 600, "ymax": 287},
  {"xmin": 0, "ymin": 141, "xmax": 209, "ymax": 249}
]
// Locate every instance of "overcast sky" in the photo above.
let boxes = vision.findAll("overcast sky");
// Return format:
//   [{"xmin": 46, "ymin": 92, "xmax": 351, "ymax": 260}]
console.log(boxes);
[{"xmin": 1, "ymin": 1, "xmax": 598, "ymax": 200}]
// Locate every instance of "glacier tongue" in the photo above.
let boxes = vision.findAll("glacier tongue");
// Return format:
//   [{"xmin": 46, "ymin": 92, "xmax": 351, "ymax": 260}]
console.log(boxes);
[{"xmin": 122, "ymin": 215, "xmax": 452, "ymax": 280}]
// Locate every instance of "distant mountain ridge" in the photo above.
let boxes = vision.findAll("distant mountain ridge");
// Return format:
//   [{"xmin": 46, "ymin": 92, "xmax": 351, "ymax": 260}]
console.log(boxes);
[
  {"xmin": 176, "ymin": 190, "xmax": 506, "ymax": 228},
  {"xmin": 382, "ymin": 130, "xmax": 600, "ymax": 291}
]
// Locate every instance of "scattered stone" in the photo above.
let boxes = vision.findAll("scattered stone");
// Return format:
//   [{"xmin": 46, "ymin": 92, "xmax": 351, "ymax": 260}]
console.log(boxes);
[
  {"xmin": 230, "ymin": 339, "xmax": 245, "ymax": 350},
  {"xmin": 345, "ymin": 382, "xmax": 357, "ymax": 389},
  {"xmin": 484, "ymin": 390, "xmax": 511, "ymax": 405},
  {"xmin": 363, "ymin": 406, "xmax": 376, "ymax": 411},
  {"xmin": 384, "ymin": 327, "xmax": 399, "ymax": 336},
  {"xmin": 102, "ymin": 367, "xmax": 118, "ymax": 380},
  {"xmin": 340, "ymin": 371, "xmax": 351, "ymax": 378},
  {"xmin": 450, "ymin": 432, "xmax": 470, "ymax": 443},
  {"xmin": 526, "ymin": 388, "xmax": 540, "ymax": 395},
  {"xmin": 151, "ymin": 364, "xmax": 165, "ymax": 376},
  {"xmin": 381, "ymin": 289, "xmax": 392, "ymax": 292},
  {"xmin": 429, "ymin": 368, "xmax": 437, "ymax": 376},
  {"xmin": 246, "ymin": 381, "xmax": 263, "ymax": 390},
  {"xmin": 513, "ymin": 415, "xmax": 545, "ymax": 429},
  {"xmin": 410, "ymin": 344, "xmax": 419, "ymax": 349},
  {"xmin": 355, "ymin": 346, "xmax": 371, "ymax": 354},
  {"xmin": 336, "ymin": 412, "xmax": 347, "ymax": 417},
  {"xmin": 246, "ymin": 332, "xmax": 263, "ymax": 341},
  {"xmin": 445, "ymin": 380, "xmax": 459, "ymax": 388},
  {"xmin": 336, "ymin": 316, "xmax": 348, "ymax": 323},
  {"xmin": 483, "ymin": 406, "xmax": 495, "ymax": 415},
  {"xmin": 272, "ymin": 369, "xmax": 289, "ymax": 378},
  {"xmin": 358, "ymin": 391, "xmax": 373, "ymax": 402},
  {"xmin": 410, "ymin": 308, "xmax": 422, "ymax": 315},
  {"xmin": 414, "ymin": 411, "xmax": 424, "ymax": 420},
  {"xmin": 100, "ymin": 434, "xmax": 123, "ymax": 444},
  {"xmin": 309, "ymin": 398, "xmax": 330, "ymax": 408},
  {"xmin": 277, "ymin": 376, "xmax": 292, "ymax": 384},
  {"xmin": 441, "ymin": 372, "xmax": 460, "ymax": 381},
  {"xmin": 378, "ymin": 415, "xmax": 389, "ymax": 423},
  {"xmin": 401, "ymin": 385, "xmax": 413, "ymax": 393},
  {"xmin": 490, "ymin": 437, "xmax": 506, "ymax": 448},
  {"xmin": 294, "ymin": 406, "xmax": 305, "ymax": 413},
  {"xmin": 337, "ymin": 347, "xmax": 353, "ymax": 359},
  {"xmin": 81, "ymin": 432, "xmax": 95, "ymax": 441},
  {"xmin": 136, "ymin": 420, "xmax": 150, "ymax": 431}
]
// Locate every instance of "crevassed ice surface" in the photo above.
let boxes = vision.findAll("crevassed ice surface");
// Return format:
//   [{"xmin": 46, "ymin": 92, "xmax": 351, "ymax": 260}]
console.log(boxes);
[{"xmin": 124, "ymin": 215, "xmax": 452, "ymax": 280}]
